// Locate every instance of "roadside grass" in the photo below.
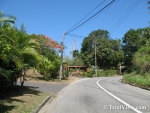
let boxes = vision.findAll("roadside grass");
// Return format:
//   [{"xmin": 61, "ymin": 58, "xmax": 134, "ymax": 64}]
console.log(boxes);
[
  {"xmin": 122, "ymin": 73, "xmax": 150, "ymax": 89},
  {"xmin": 0, "ymin": 85, "xmax": 49, "ymax": 113},
  {"xmin": 97, "ymin": 70, "xmax": 118, "ymax": 77}
]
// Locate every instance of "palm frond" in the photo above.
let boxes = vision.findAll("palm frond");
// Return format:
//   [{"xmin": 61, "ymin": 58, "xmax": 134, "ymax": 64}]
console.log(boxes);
[
  {"xmin": 0, "ymin": 67, "xmax": 10, "ymax": 81},
  {"xmin": 0, "ymin": 17, "xmax": 16, "ymax": 24},
  {"xmin": 21, "ymin": 47, "xmax": 42, "ymax": 61}
]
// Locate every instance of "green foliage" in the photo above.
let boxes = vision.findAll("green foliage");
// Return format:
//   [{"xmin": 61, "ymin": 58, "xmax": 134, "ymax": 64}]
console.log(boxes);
[
  {"xmin": 66, "ymin": 50, "xmax": 84, "ymax": 66},
  {"xmin": 0, "ymin": 12, "xmax": 16, "ymax": 24},
  {"xmin": 0, "ymin": 12, "xmax": 62, "ymax": 92},
  {"xmin": 73, "ymin": 50, "xmax": 80, "ymax": 57},
  {"xmin": 63, "ymin": 56, "xmax": 73, "ymax": 66},
  {"xmin": 44, "ymin": 74, "xmax": 51, "ymax": 81},
  {"xmin": 122, "ymin": 73, "xmax": 150, "ymax": 88},
  {"xmin": 122, "ymin": 27, "xmax": 150, "ymax": 72},
  {"xmin": 69, "ymin": 68, "xmax": 75, "ymax": 73},
  {"xmin": 133, "ymin": 45, "xmax": 150, "ymax": 74},
  {"xmin": 63, "ymin": 70, "xmax": 69, "ymax": 79},
  {"xmin": 91, "ymin": 65, "xmax": 96, "ymax": 74},
  {"xmin": 121, "ymin": 27, "xmax": 150, "ymax": 88},
  {"xmin": 81, "ymin": 29, "xmax": 124, "ymax": 69},
  {"xmin": 82, "ymin": 72, "xmax": 93, "ymax": 78},
  {"xmin": 72, "ymin": 57, "xmax": 84, "ymax": 66},
  {"xmin": 37, "ymin": 57, "xmax": 60, "ymax": 80},
  {"xmin": 97, "ymin": 70, "xmax": 117, "ymax": 77}
]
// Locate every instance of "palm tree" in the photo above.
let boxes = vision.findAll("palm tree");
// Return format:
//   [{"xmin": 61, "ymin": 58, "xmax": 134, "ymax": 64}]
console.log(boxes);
[
  {"xmin": 0, "ymin": 22, "xmax": 41, "ymax": 89},
  {"xmin": 0, "ymin": 12, "xmax": 16, "ymax": 24}
]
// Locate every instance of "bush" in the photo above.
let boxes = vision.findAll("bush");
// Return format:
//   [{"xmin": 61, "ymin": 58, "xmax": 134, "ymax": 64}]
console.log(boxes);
[
  {"xmin": 0, "ymin": 67, "xmax": 21, "ymax": 94},
  {"xmin": 97, "ymin": 70, "xmax": 117, "ymax": 77},
  {"xmin": 82, "ymin": 72, "xmax": 87, "ymax": 77},
  {"xmin": 86, "ymin": 73, "xmax": 93, "ymax": 78},
  {"xmin": 133, "ymin": 45, "xmax": 150, "ymax": 74},
  {"xmin": 69, "ymin": 68, "xmax": 75, "ymax": 73},
  {"xmin": 45, "ymin": 74, "xmax": 51, "ymax": 81},
  {"xmin": 122, "ymin": 73, "xmax": 150, "ymax": 88},
  {"xmin": 63, "ymin": 70, "xmax": 69, "ymax": 79},
  {"xmin": 81, "ymin": 72, "xmax": 93, "ymax": 78}
]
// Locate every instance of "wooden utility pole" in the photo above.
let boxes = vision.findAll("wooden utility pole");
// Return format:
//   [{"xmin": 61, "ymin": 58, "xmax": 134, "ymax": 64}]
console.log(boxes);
[
  {"xmin": 95, "ymin": 37, "xmax": 97, "ymax": 77},
  {"xmin": 59, "ymin": 32, "xmax": 66, "ymax": 80}
]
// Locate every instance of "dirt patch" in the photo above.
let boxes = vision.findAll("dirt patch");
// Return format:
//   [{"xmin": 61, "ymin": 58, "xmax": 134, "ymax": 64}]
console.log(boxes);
[
  {"xmin": 25, "ymin": 69, "xmax": 83, "ymax": 84},
  {"xmin": 59, "ymin": 76, "xmax": 83, "ymax": 84}
]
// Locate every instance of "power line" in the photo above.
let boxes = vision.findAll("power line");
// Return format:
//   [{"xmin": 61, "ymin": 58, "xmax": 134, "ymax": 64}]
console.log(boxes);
[
  {"xmin": 66, "ymin": 0, "xmax": 106, "ymax": 33},
  {"xmin": 67, "ymin": 33, "xmax": 85, "ymax": 39},
  {"xmin": 106, "ymin": 0, "xmax": 127, "ymax": 30},
  {"xmin": 110, "ymin": 0, "xmax": 141, "ymax": 35},
  {"xmin": 99, "ymin": 2, "xmax": 111, "ymax": 29},
  {"xmin": 105, "ymin": 0, "xmax": 120, "ymax": 28},
  {"xmin": 66, "ymin": 0, "xmax": 115, "ymax": 35},
  {"xmin": 110, "ymin": 0, "xmax": 136, "ymax": 32},
  {"xmin": 100, "ymin": 0, "xmax": 118, "ymax": 29}
]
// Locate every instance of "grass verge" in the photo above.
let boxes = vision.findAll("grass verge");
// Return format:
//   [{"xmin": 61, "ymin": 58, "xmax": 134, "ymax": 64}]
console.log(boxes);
[
  {"xmin": 0, "ymin": 85, "xmax": 49, "ymax": 113},
  {"xmin": 122, "ymin": 73, "xmax": 150, "ymax": 89},
  {"xmin": 97, "ymin": 70, "xmax": 118, "ymax": 77}
]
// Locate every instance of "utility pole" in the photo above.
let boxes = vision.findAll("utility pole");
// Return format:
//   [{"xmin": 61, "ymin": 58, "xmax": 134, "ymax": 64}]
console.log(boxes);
[
  {"xmin": 59, "ymin": 31, "xmax": 66, "ymax": 80},
  {"xmin": 95, "ymin": 37, "xmax": 97, "ymax": 77}
]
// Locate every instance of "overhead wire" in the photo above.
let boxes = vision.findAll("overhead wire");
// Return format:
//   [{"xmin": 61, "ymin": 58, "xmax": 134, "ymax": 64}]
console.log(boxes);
[
  {"xmin": 110, "ymin": 0, "xmax": 141, "ymax": 35},
  {"xmin": 99, "ymin": 3, "xmax": 111, "ymax": 29},
  {"xmin": 66, "ymin": 0, "xmax": 106, "ymax": 33},
  {"xmin": 68, "ymin": 33, "xmax": 85, "ymax": 39},
  {"xmin": 106, "ymin": 0, "xmax": 127, "ymax": 30},
  {"xmin": 99, "ymin": 0, "xmax": 119, "ymax": 29},
  {"xmin": 66, "ymin": 0, "xmax": 115, "ymax": 35},
  {"xmin": 110, "ymin": 0, "xmax": 136, "ymax": 33},
  {"xmin": 102, "ymin": 0, "xmax": 119, "ymax": 29}
]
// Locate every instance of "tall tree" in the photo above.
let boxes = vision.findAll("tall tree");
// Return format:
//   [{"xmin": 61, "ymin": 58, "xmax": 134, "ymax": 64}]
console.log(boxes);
[
  {"xmin": 122, "ymin": 27, "xmax": 150, "ymax": 71},
  {"xmin": 81, "ymin": 29, "xmax": 124, "ymax": 69}
]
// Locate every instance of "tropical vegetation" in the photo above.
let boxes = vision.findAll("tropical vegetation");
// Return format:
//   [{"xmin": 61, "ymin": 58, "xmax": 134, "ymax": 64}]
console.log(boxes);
[
  {"xmin": 1, "ymin": 5, "xmax": 150, "ymax": 93},
  {"xmin": 69, "ymin": 27, "xmax": 150, "ymax": 88},
  {"xmin": 0, "ymin": 12, "xmax": 63, "ymax": 93}
]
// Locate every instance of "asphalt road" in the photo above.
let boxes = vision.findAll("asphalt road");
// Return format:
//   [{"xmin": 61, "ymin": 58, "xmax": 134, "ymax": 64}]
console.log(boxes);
[
  {"xmin": 41, "ymin": 76, "xmax": 150, "ymax": 113},
  {"xmin": 17, "ymin": 81, "xmax": 68, "ymax": 95}
]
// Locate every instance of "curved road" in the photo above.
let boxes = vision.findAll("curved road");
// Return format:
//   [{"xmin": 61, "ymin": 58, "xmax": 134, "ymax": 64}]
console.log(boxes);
[{"xmin": 40, "ymin": 76, "xmax": 150, "ymax": 113}]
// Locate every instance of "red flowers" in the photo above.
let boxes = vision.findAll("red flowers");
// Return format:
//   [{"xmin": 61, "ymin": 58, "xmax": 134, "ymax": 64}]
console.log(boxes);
[{"xmin": 39, "ymin": 35, "xmax": 63, "ymax": 50}]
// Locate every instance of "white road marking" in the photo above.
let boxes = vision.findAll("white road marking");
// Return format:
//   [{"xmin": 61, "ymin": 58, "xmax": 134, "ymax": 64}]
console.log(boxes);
[{"xmin": 97, "ymin": 79, "xmax": 143, "ymax": 113}]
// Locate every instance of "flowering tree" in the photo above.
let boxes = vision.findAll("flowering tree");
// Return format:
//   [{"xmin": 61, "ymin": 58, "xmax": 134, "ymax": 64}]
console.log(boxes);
[
  {"xmin": 38, "ymin": 35, "xmax": 63, "ymax": 51},
  {"xmin": 32, "ymin": 34, "xmax": 63, "ymax": 79}
]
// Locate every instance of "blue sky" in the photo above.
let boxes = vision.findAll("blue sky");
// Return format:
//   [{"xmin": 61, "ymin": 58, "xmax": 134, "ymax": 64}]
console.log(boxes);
[{"xmin": 0, "ymin": 0, "xmax": 149, "ymax": 58}]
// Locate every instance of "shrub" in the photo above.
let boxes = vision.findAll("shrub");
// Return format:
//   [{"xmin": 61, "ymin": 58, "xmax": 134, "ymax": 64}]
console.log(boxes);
[
  {"xmin": 86, "ymin": 73, "xmax": 93, "ymax": 78},
  {"xmin": 133, "ymin": 45, "xmax": 150, "ymax": 74},
  {"xmin": 122, "ymin": 73, "xmax": 150, "ymax": 88},
  {"xmin": 69, "ymin": 68, "xmax": 75, "ymax": 73},
  {"xmin": 63, "ymin": 70, "xmax": 69, "ymax": 79},
  {"xmin": 81, "ymin": 72, "xmax": 93, "ymax": 78},
  {"xmin": 97, "ymin": 70, "xmax": 117, "ymax": 77},
  {"xmin": 82, "ymin": 72, "xmax": 87, "ymax": 77},
  {"xmin": 45, "ymin": 74, "xmax": 51, "ymax": 81}
]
